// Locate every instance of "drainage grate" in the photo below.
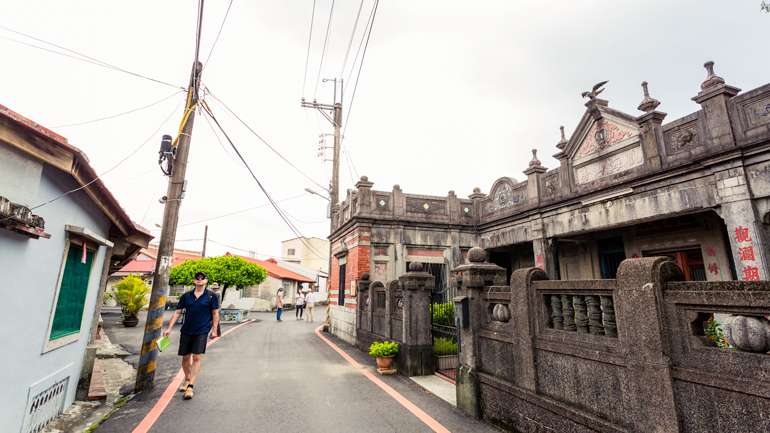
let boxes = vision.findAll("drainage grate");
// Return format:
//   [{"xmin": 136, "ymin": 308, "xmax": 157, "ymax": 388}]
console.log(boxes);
[{"xmin": 22, "ymin": 376, "xmax": 69, "ymax": 433}]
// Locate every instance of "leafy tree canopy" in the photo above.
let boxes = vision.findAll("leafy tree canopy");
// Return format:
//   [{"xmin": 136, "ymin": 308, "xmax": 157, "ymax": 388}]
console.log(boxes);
[{"xmin": 169, "ymin": 255, "xmax": 268, "ymax": 290}]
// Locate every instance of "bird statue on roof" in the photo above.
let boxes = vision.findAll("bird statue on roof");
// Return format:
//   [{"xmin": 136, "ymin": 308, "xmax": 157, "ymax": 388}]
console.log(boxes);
[{"xmin": 582, "ymin": 81, "xmax": 609, "ymax": 100}]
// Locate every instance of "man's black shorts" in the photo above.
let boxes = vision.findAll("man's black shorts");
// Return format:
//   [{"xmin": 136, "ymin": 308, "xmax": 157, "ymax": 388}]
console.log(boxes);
[{"xmin": 178, "ymin": 332, "xmax": 208, "ymax": 356}]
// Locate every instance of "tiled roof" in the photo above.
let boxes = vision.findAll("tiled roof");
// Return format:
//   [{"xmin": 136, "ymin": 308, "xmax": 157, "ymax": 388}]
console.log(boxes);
[
  {"xmin": 118, "ymin": 260, "xmax": 157, "ymax": 273},
  {"xmin": 140, "ymin": 246, "xmax": 202, "ymax": 262},
  {"xmin": 228, "ymin": 253, "xmax": 315, "ymax": 283}
]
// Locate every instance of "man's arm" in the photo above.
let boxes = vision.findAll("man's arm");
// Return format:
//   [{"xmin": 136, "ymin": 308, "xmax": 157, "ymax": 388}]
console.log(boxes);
[
  {"xmin": 210, "ymin": 310, "xmax": 219, "ymax": 339},
  {"xmin": 163, "ymin": 309, "xmax": 182, "ymax": 337}
]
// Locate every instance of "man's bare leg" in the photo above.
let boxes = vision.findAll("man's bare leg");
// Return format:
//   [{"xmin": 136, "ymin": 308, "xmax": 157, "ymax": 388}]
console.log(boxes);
[
  {"xmin": 182, "ymin": 354, "xmax": 193, "ymax": 380},
  {"xmin": 188, "ymin": 354, "xmax": 203, "ymax": 385}
]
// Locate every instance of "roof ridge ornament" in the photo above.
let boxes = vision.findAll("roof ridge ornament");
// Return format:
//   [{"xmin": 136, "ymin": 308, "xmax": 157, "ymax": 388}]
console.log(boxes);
[
  {"xmin": 556, "ymin": 126, "xmax": 568, "ymax": 149},
  {"xmin": 637, "ymin": 81, "xmax": 661, "ymax": 113},
  {"xmin": 700, "ymin": 61, "xmax": 725, "ymax": 90},
  {"xmin": 529, "ymin": 149, "xmax": 542, "ymax": 167},
  {"xmin": 582, "ymin": 81, "xmax": 609, "ymax": 100}
]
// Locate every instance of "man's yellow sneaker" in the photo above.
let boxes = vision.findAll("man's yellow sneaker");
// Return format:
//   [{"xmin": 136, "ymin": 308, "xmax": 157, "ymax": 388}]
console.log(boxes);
[
  {"xmin": 184, "ymin": 386, "xmax": 194, "ymax": 399},
  {"xmin": 179, "ymin": 379, "xmax": 189, "ymax": 392}
]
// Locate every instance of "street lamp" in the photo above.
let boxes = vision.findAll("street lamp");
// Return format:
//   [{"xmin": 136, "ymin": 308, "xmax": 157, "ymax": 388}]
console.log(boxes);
[{"xmin": 305, "ymin": 188, "xmax": 330, "ymax": 201}]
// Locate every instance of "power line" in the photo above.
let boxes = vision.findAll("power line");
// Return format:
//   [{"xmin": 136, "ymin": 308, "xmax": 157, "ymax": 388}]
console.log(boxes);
[
  {"xmin": 201, "ymin": 108, "xmax": 246, "ymax": 168},
  {"xmin": 203, "ymin": 88, "xmax": 327, "ymax": 191},
  {"xmin": 313, "ymin": 0, "xmax": 336, "ymax": 99},
  {"xmin": 178, "ymin": 192, "xmax": 311, "ymax": 228},
  {"xmin": 200, "ymin": 103, "xmax": 328, "ymax": 261},
  {"xmin": 0, "ymin": 26, "xmax": 184, "ymax": 90},
  {"xmin": 343, "ymin": 0, "xmax": 379, "ymax": 138},
  {"xmin": 49, "ymin": 91, "xmax": 183, "ymax": 128},
  {"xmin": 339, "ymin": 0, "xmax": 365, "ymax": 79},
  {"xmin": 207, "ymin": 239, "xmax": 282, "ymax": 259},
  {"xmin": 203, "ymin": 0, "xmax": 234, "ymax": 70},
  {"xmin": 343, "ymin": 1, "xmax": 377, "ymax": 96},
  {"xmin": 302, "ymin": 0, "xmax": 317, "ymax": 98},
  {"xmin": 0, "ymin": 100, "xmax": 182, "ymax": 224}
]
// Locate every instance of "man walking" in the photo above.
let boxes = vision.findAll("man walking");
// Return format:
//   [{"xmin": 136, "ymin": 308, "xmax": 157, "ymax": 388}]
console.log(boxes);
[
  {"xmin": 211, "ymin": 282, "xmax": 222, "ymax": 337},
  {"xmin": 304, "ymin": 289, "xmax": 316, "ymax": 323},
  {"xmin": 164, "ymin": 271, "xmax": 219, "ymax": 400}
]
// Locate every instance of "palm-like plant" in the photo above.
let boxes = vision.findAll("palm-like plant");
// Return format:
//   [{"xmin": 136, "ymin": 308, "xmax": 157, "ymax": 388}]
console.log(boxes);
[{"xmin": 114, "ymin": 274, "xmax": 152, "ymax": 319}]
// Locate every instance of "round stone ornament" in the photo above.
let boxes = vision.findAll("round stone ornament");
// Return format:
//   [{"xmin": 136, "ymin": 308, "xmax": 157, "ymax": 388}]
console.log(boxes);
[{"xmin": 723, "ymin": 315, "xmax": 770, "ymax": 353}]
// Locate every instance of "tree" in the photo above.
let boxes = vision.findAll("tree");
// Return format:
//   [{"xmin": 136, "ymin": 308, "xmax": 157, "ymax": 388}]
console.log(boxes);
[
  {"xmin": 763, "ymin": 1, "xmax": 770, "ymax": 12},
  {"xmin": 169, "ymin": 255, "xmax": 268, "ymax": 306}
]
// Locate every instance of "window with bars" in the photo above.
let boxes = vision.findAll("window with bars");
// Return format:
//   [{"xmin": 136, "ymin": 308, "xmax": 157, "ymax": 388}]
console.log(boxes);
[
  {"xmin": 598, "ymin": 237, "xmax": 625, "ymax": 280},
  {"xmin": 287, "ymin": 249, "xmax": 295, "ymax": 256}
]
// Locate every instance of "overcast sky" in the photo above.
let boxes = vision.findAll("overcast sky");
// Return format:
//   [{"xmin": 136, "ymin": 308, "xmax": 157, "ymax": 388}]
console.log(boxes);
[{"xmin": 2, "ymin": 1, "xmax": 768, "ymax": 260}]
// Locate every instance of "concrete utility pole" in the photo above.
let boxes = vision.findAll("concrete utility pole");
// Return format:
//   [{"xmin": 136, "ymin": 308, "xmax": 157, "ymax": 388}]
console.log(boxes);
[
  {"xmin": 202, "ymin": 224, "xmax": 208, "ymax": 257},
  {"xmin": 135, "ymin": 60, "xmax": 203, "ymax": 392},
  {"xmin": 301, "ymin": 78, "xmax": 342, "ymax": 205}
]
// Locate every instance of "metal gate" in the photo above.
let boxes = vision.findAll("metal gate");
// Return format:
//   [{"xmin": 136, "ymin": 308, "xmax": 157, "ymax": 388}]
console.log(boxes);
[{"xmin": 423, "ymin": 263, "xmax": 458, "ymax": 382}]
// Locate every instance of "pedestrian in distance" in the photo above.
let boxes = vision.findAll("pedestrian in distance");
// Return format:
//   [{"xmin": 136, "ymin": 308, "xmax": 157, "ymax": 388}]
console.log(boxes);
[
  {"xmin": 211, "ymin": 282, "xmax": 222, "ymax": 337},
  {"xmin": 295, "ymin": 288, "xmax": 305, "ymax": 321},
  {"xmin": 304, "ymin": 289, "xmax": 316, "ymax": 323},
  {"xmin": 163, "ymin": 271, "xmax": 219, "ymax": 400},
  {"xmin": 276, "ymin": 288, "xmax": 284, "ymax": 322}
]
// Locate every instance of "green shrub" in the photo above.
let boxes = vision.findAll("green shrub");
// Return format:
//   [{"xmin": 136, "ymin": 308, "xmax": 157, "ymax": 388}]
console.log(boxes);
[
  {"xmin": 433, "ymin": 337, "xmax": 457, "ymax": 356},
  {"xmin": 431, "ymin": 302, "xmax": 455, "ymax": 327},
  {"xmin": 114, "ymin": 274, "xmax": 151, "ymax": 318},
  {"xmin": 369, "ymin": 341, "xmax": 399, "ymax": 357}
]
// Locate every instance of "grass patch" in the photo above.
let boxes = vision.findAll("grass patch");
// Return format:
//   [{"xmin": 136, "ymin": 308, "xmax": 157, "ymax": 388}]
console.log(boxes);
[{"xmin": 83, "ymin": 395, "xmax": 133, "ymax": 432}]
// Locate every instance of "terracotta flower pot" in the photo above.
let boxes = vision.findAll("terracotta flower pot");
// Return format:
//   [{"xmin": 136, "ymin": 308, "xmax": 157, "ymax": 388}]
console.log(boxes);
[{"xmin": 376, "ymin": 355, "xmax": 394, "ymax": 370}]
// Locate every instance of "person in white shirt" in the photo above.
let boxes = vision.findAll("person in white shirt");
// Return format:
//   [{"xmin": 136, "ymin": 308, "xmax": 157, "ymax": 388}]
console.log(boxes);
[
  {"xmin": 304, "ymin": 289, "xmax": 316, "ymax": 323},
  {"xmin": 295, "ymin": 289, "xmax": 305, "ymax": 321}
]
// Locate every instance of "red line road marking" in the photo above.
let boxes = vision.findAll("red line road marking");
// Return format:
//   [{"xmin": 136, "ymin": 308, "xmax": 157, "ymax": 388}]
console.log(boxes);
[
  {"xmin": 132, "ymin": 319, "xmax": 255, "ymax": 433},
  {"xmin": 314, "ymin": 326, "xmax": 451, "ymax": 433}
]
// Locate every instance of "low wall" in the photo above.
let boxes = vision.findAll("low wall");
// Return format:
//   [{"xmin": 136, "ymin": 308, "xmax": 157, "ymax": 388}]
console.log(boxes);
[
  {"xmin": 330, "ymin": 304, "xmax": 357, "ymax": 345},
  {"xmin": 453, "ymin": 254, "xmax": 770, "ymax": 432}
]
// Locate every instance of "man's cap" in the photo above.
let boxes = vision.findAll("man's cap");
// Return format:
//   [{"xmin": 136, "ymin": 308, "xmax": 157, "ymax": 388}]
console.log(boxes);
[
  {"xmin": 194, "ymin": 271, "xmax": 208, "ymax": 279},
  {"xmin": 211, "ymin": 282, "xmax": 220, "ymax": 289}
]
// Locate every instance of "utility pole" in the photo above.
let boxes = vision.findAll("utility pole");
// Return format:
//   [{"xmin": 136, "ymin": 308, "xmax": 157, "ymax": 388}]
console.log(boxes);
[
  {"xmin": 202, "ymin": 224, "xmax": 208, "ymax": 257},
  {"xmin": 302, "ymin": 78, "xmax": 342, "ymax": 205},
  {"xmin": 135, "ymin": 59, "xmax": 203, "ymax": 392}
]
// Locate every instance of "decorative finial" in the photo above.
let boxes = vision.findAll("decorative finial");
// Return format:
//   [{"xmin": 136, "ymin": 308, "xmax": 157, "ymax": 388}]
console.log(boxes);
[
  {"xmin": 701, "ymin": 61, "xmax": 725, "ymax": 90},
  {"xmin": 528, "ymin": 149, "xmax": 542, "ymax": 167},
  {"xmin": 637, "ymin": 81, "xmax": 661, "ymax": 113},
  {"xmin": 473, "ymin": 187, "xmax": 481, "ymax": 193},
  {"xmin": 582, "ymin": 81, "xmax": 609, "ymax": 100},
  {"xmin": 360, "ymin": 175, "xmax": 368, "ymax": 181},
  {"xmin": 557, "ymin": 126, "xmax": 568, "ymax": 149},
  {"xmin": 467, "ymin": 247, "xmax": 487, "ymax": 263},
  {"xmin": 409, "ymin": 261, "xmax": 423, "ymax": 272}
]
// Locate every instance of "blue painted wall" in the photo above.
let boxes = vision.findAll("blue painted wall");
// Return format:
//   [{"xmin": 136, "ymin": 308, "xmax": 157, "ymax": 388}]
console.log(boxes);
[{"xmin": 0, "ymin": 163, "xmax": 112, "ymax": 431}]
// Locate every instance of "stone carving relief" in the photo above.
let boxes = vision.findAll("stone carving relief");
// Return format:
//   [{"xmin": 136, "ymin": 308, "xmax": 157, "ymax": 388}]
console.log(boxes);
[
  {"xmin": 665, "ymin": 123, "xmax": 699, "ymax": 154},
  {"xmin": 744, "ymin": 97, "xmax": 770, "ymax": 129},
  {"xmin": 544, "ymin": 174, "xmax": 560, "ymax": 194},
  {"xmin": 575, "ymin": 120, "xmax": 634, "ymax": 159},
  {"xmin": 487, "ymin": 184, "xmax": 525, "ymax": 212},
  {"xmin": 406, "ymin": 198, "xmax": 446, "ymax": 215},
  {"xmin": 575, "ymin": 146, "xmax": 644, "ymax": 185}
]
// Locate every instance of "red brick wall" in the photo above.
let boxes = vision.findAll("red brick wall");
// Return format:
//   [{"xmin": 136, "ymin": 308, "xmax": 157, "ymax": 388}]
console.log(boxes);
[{"xmin": 330, "ymin": 228, "xmax": 370, "ymax": 308}]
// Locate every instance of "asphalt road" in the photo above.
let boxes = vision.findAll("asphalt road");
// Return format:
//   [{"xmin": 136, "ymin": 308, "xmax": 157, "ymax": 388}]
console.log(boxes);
[{"xmin": 98, "ymin": 309, "xmax": 499, "ymax": 433}]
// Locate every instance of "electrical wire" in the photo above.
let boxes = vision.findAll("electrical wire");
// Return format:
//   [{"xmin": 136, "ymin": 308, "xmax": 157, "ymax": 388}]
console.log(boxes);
[
  {"xmin": 343, "ymin": 1, "xmax": 377, "ymax": 96},
  {"xmin": 49, "ymin": 91, "xmax": 183, "ymax": 128},
  {"xmin": 139, "ymin": 175, "xmax": 165, "ymax": 226},
  {"xmin": 203, "ymin": 88, "xmax": 327, "ymax": 191},
  {"xmin": 0, "ymin": 26, "xmax": 184, "ymax": 90},
  {"xmin": 194, "ymin": 0, "xmax": 205, "ymax": 67},
  {"xmin": 200, "ymin": 103, "xmax": 328, "ymax": 261},
  {"xmin": 302, "ymin": 0, "xmax": 317, "ymax": 98},
  {"xmin": 339, "ymin": 0, "xmax": 365, "ymax": 79},
  {"xmin": 203, "ymin": 0, "xmax": 233, "ymax": 70},
  {"xmin": 202, "ymin": 110, "xmax": 246, "ymax": 168},
  {"xmin": 178, "ymin": 192, "xmax": 311, "ymax": 227},
  {"xmin": 343, "ymin": 0, "xmax": 379, "ymax": 138},
  {"xmin": 207, "ymin": 239, "xmax": 282, "ymax": 259},
  {"xmin": 313, "ymin": 0, "xmax": 336, "ymax": 99},
  {"xmin": 0, "ymin": 99, "xmax": 183, "ymax": 224}
]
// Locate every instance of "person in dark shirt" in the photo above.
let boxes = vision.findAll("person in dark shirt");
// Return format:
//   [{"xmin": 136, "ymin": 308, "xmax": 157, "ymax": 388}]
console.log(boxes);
[{"xmin": 163, "ymin": 271, "xmax": 219, "ymax": 399}]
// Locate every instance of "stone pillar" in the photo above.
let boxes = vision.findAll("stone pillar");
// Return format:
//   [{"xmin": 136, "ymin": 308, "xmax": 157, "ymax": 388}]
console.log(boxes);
[
  {"xmin": 509, "ymin": 267, "xmax": 549, "ymax": 393},
  {"xmin": 532, "ymin": 236, "xmax": 557, "ymax": 281},
  {"xmin": 356, "ymin": 273, "xmax": 372, "ymax": 333},
  {"xmin": 450, "ymin": 248, "xmax": 507, "ymax": 419},
  {"xmin": 398, "ymin": 262, "xmax": 435, "ymax": 376},
  {"xmin": 615, "ymin": 257, "xmax": 683, "ymax": 432},
  {"xmin": 691, "ymin": 61, "xmax": 740, "ymax": 151},
  {"xmin": 635, "ymin": 81, "xmax": 666, "ymax": 171},
  {"xmin": 355, "ymin": 176, "xmax": 374, "ymax": 215},
  {"xmin": 523, "ymin": 149, "xmax": 547, "ymax": 207},
  {"xmin": 720, "ymin": 199, "xmax": 770, "ymax": 281}
]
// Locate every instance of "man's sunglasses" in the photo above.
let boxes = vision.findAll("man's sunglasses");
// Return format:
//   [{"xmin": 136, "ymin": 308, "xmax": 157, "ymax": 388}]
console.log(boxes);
[{"xmin": 195, "ymin": 276, "xmax": 207, "ymax": 280}]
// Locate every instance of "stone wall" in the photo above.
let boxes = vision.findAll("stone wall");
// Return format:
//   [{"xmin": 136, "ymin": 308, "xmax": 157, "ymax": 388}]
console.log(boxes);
[{"xmin": 453, "ymin": 250, "xmax": 770, "ymax": 432}]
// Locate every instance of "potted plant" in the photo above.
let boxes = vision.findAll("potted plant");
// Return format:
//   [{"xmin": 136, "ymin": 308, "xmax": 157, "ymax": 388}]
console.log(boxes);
[
  {"xmin": 369, "ymin": 341, "xmax": 399, "ymax": 370},
  {"xmin": 114, "ymin": 274, "xmax": 151, "ymax": 327},
  {"xmin": 434, "ymin": 337, "xmax": 458, "ymax": 370}
]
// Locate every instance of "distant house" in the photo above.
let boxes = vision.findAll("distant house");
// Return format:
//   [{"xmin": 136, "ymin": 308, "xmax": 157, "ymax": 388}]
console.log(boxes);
[
  {"xmin": 106, "ymin": 246, "xmax": 202, "ymax": 297},
  {"xmin": 0, "ymin": 104, "xmax": 152, "ymax": 432},
  {"xmin": 281, "ymin": 236, "xmax": 329, "ymax": 296},
  {"xmin": 214, "ymin": 253, "xmax": 315, "ymax": 311}
]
